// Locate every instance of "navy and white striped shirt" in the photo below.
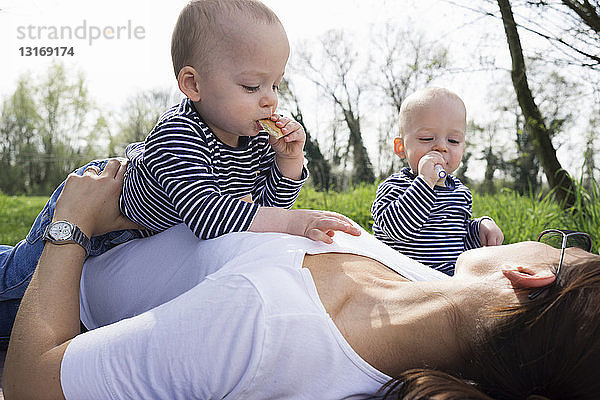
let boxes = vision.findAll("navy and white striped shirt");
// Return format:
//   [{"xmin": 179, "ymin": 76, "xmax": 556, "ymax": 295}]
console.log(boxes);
[
  {"xmin": 121, "ymin": 98, "xmax": 308, "ymax": 239},
  {"xmin": 371, "ymin": 167, "xmax": 482, "ymax": 275}
]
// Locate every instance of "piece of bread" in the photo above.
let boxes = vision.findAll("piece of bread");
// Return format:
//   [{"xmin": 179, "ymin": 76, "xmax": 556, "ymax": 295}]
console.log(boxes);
[
  {"xmin": 258, "ymin": 119, "xmax": 285, "ymax": 139},
  {"xmin": 239, "ymin": 193, "xmax": 253, "ymax": 203}
]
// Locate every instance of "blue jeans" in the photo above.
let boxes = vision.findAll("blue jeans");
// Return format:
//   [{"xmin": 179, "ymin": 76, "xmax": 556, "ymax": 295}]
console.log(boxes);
[{"xmin": 0, "ymin": 159, "xmax": 146, "ymax": 350}]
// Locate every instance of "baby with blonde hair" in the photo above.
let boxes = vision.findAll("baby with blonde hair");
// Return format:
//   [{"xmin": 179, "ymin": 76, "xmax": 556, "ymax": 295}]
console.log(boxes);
[{"xmin": 371, "ymin": 87, "xmax": 503, "ymax": 275}]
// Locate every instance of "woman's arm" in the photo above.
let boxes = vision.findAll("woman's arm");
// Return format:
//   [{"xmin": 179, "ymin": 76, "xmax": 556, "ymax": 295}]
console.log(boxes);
[{"xmin": 3, "ymin": 159, "xmax": 138, "ymax": 399}]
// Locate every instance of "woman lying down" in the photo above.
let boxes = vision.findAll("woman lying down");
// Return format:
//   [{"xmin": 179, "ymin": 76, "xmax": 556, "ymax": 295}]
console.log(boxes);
[{"xmin": 4, "ymin": 159, "xmax": 600, "ymax": 399}]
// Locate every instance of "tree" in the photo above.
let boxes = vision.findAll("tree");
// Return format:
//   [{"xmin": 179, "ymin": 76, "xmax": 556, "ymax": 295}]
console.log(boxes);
[
  {"xmin": 454, "ymin": 139, "xmax": 473, "ymax": 187},
  {"xmin": 109, "ymin": 89, "xmax": 176, "ymax": 156},
  {"xmin": 453, "ymin": 0, "xmax": 600, "ymax": 69},
  {"xmin": 509, "ymin": 110, "xmax": 540, "ymax": 194},
  {"xmin": 295, "ymin": 25, "xmax": 450, "ymax": 183},
  {"xmin": 369, "ymin": 23, "xmax": 449, "ymax": 177},
  {"xmin": 583, "ymin": 108, "xmax": 599, "ymax": 191},
  {"xmin": 469, "ymin": 121, "xmax": 506, "ymax": 194},
  {"xmin": 37, "ymin": 63, "xmax": 95, "ymax": 191},
  {"xmin": 278, "ymin": 79, "xmax": 333, "ymax": 191},
  {"xmin": 371, "ymin": 23, "xmax": 449, "ymax": 115},
  {"xmin": 481, "ymin": 63, "xmax": 582, "ymax": 195},
  {"xmin": 514, "ymin": 0, "xmax": 600, "ymax": 69},
  {"xmin": 0, "ymin": 79, "xmax": 41, "ymax": 194},
  {"xmin": 296, "ymin": 30, "xmax": 375, "ymax": 185},
  {"xmin": 562, "ymin": 0, "xmax": 600, "ymax": 32},
  {"xmin": 0, "ymin": 62, "xmax": 105, "ymax": 195},
  {"xmin": 448, "ymin": 0, "xmax": 598, "ymax": 199},
  {"xmin": 497, "ymin": 0, "xmax": 578, "ymax": 207}
]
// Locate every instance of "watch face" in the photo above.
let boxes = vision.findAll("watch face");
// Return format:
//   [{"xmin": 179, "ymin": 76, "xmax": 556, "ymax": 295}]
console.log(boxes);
[{"xmin": 49, "ymin": 221, "xmax": 73, "ymax": 240}]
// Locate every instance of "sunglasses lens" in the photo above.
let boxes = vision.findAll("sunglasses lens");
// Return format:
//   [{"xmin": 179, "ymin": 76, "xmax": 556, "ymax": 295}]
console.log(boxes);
[
  {"xmin": 566, "ymin": 234, "xmax": 592, "ymax": 252},
  {"xmin": 539, "ymin": 231, "xmax": 592, "ymax": 252},
  {"xmin": 539, "ymin": 231, "xmax": 564, "ymax": 249}
]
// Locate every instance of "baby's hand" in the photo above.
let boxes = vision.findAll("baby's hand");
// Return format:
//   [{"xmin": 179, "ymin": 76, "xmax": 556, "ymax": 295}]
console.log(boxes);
[
  {"xmin": 289, "ymin": 209, "xmax": 361, "ymax": 244},
  {"xmin": 267, "ymin": 114, "xmax": 306, "ymax": 160},
  {"xmin": 417, "ymin": 151, "xmax": 447, "ymax": 188},
  {"xmin": 249, "ymin": 208, "xmax": 361, "ymax": 243},
  {"xmin": 479, "ymin": 218, "xmax": 504, "ymax": 246}
]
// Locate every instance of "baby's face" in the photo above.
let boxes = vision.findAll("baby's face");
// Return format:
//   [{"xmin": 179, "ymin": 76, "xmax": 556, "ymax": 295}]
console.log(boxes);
[
  {"xmin": 399, "ymin": 98, "xmax": 466, "ymax": 175},
  {"xmin": 193, "ymin": 19, "xmax": 290, "ymax": 147}
]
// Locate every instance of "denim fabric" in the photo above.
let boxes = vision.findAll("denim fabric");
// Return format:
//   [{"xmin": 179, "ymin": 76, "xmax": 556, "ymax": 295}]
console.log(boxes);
[
  {"xmin": 0, "ymin": 159, "xmax": 147, "ymax": 346},
  {"xmin": 0, "ymin": 297, "xmax": 19, "ymax": 350}
]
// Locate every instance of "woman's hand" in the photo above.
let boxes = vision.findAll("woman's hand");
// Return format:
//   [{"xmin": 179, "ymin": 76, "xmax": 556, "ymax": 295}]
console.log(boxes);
[{"xmin": 53, "ymin": 159, "xmax": 143, "ymax": 237}]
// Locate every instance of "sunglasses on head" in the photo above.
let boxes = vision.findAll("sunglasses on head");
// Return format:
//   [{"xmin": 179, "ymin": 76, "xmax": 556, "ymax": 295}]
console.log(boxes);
[{"xmin": 528, "ymin": 229, "xmax": 593, "ymax": 300}]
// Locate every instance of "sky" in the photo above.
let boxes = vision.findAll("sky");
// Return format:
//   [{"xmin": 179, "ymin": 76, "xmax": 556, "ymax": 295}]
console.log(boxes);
[
  {"xmin": 0, "ymin": 0, "xmax": 486, "ymax": 107},
  {"xmin": 0, "ymin": 0, "xmax": 590, "ymax": 177}
]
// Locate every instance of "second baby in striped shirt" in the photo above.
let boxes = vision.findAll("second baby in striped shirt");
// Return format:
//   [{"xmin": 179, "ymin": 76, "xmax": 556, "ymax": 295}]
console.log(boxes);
[{"xmin": 371, "ymin": 87, "xmax": 504, "ymax": 275}]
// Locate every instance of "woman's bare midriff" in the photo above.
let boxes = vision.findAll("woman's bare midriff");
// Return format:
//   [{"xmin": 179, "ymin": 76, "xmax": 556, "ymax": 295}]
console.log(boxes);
[{"xmin": 302, "ymin": 252, "xmax": 410, "ymax": 373}]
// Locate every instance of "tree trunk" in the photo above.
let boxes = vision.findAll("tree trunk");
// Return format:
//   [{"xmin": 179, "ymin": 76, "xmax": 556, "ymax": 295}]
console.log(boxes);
[
  {"xmin": 289, "ymin": 107, "xmax": 332, "ymax": 191},
  {"xmin": 342, "ymin": 109, "xmax": 375, "ymax": 185},
  {"xmin": 561, "ymin": 0, "xmax": 600, "ymax": 34},
  {"xmin": 278, "ymin": 79, "xmax": 333, "ymax": 191},
  {"xmin": 497, "ymin": 0, "xmax": 577, "ymax": 208}
]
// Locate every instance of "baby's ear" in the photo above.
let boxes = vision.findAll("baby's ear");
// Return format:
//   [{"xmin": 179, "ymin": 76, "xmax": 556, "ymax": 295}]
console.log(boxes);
[
  {"xmin": 502, "ymin": 267, "xmax": 556, "ymax": 288},
  {"xmin": 394, "ymin": 137, "xmax": 405, "ymax": 158},
  {"xmin": 177, "ymin": 66, "xmax": 201, "ymax": 102}
]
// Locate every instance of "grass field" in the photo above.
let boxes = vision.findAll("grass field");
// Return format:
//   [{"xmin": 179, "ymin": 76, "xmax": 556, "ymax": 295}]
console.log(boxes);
[
  {"xmin": 293, "ymin": 184, "xmax": 600, "ymax": 252},
  {"xmin": 0, "ymin": 195, "xmax": 48, "ymax": 246},
  {"xmin": 1, "ymin": 184, "xmax": 599, "ymax": 252}
]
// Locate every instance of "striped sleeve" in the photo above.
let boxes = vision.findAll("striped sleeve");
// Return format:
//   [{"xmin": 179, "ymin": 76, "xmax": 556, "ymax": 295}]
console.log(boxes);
[
  {"xmin": 252, "ymin": 147, "xmax": 308, "ymax": 209},
  {"xmin": 371, "ymin": 174, "xmax": 436, "ymax": 241},
  {"xmin": 459, "ymin": 186, "xmax": 481, "ymax": 250},
  {"xmin": 144, "ymin": 121, "xmax": 259, "ymax": 239},
  {"xmin": 465, "ymin": 219, "xmax": 483, "ymax": 250}
]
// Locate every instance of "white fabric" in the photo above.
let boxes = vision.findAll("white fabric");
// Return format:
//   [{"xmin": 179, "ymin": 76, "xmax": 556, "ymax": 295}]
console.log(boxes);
[
  {"xmin": 62, "ymin": 223, "xmax": 448, "ymax": 399},
  {"xmin": 79, "ymin": 224, "xmax": 447, "ymax": 329}
]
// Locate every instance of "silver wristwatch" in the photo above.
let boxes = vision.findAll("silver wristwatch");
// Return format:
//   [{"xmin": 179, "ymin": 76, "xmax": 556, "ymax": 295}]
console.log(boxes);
[{"xmin": 43, "ymin": 221, "xmax": 91, "ymax": 256}]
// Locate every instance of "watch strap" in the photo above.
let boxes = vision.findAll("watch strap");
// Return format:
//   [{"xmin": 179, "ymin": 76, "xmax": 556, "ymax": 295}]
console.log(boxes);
[
  {"xmin": 43, "ymin": 221, "xmax": 91, "ymax": 256},
  {"xmin": 71, "ymin": 225, "xmax": 92, "ymax": 256}
]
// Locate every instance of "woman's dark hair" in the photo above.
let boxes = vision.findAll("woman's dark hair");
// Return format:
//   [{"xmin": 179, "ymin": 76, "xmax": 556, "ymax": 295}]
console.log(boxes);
[{"xmin": 382, "ymin": 251, "xmax": 600, "ymax": 400}]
